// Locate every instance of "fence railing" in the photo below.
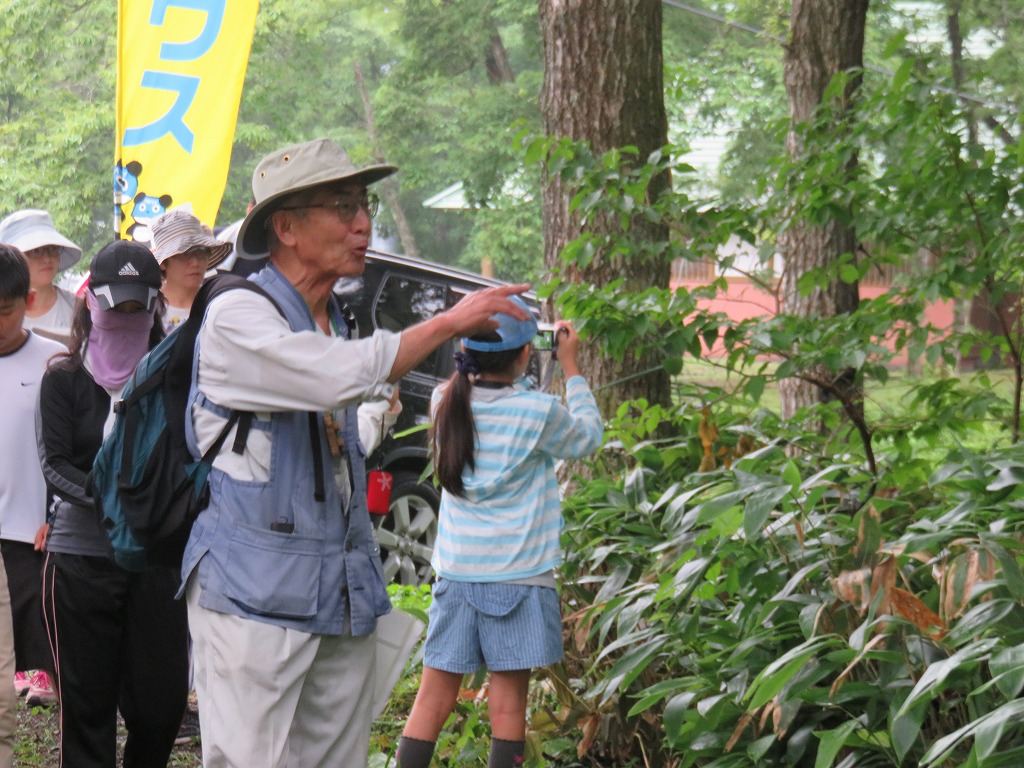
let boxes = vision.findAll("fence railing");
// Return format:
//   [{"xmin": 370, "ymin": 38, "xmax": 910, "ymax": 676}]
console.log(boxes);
[{"xmin": 670, "ymin": 253, "xmax": 917, "ymax": 288}]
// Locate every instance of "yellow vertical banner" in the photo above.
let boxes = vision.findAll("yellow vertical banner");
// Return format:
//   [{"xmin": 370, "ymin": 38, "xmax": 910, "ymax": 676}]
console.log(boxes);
[{"xmin": 114, "ymin": 0, "xmax": 258, "ymax": 243}]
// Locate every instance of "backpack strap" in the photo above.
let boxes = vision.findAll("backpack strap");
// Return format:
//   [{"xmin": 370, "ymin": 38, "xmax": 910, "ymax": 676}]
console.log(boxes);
[
  {"xmin": 116, "ymin": 367, "xmax": 168, "ymax": 490},
  {"xmin": 191, "ymin": 396, "xmax": 263, "ymax": 469},
  {"xmin": 231, "ymin": 411, "xmax": 254, "ymax": 455},
  {"xmin": 307, "ymin": 413, "xmax": 327, "ymax": 502},
  {"xmin": 204, "ymin": 411, "xmax": 242, "ymax": 464}
]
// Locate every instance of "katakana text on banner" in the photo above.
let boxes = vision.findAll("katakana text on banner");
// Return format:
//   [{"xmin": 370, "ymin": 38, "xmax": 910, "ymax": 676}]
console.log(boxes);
[{"xmin": 115, "ymin": 0, "xmax": 258, "ymax": 243}]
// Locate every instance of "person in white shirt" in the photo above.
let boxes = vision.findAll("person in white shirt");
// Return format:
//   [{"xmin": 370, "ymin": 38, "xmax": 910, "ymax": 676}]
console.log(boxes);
[
  {"xmin": 0, "ymin": 245, "xmax": 72, "ymax": 766},
  {"xmin": 150, "ymin": 208, "xmax": 232, "ymax": 333},
  {"xmin": 0, "ymin": 245, "xmax": 66, "ymax": 711},
  {"xmin": 0, "ymin": 209, "xmax": 82, "ymax": 344}
]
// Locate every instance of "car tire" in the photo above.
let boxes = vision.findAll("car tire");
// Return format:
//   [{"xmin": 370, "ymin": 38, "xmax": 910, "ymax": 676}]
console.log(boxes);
[{"xmin": 374, "ymin": 471, "xmax": 440, "ymax": 586}]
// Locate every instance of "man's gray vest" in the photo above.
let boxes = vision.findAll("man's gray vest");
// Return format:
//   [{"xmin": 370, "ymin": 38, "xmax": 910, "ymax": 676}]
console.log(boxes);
[{"xmin": 179, "ymin": 264, "xmax": 391, "ymax": 636}]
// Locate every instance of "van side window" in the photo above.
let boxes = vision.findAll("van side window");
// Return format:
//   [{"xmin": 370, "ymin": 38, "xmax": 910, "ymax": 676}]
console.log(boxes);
[{"xmin": 374, "ymin": 274, "xmax": 449, "ymax": 376}]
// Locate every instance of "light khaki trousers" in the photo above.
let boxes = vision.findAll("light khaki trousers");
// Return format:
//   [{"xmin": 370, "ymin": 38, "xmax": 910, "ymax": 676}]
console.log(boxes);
[
  {"xmin": 186, "ymin": 578, "xmax": 376, "ymax": 768},
  {"xmin": 0, "ymin": 551, "xmax": 17, "ymax": 768}
]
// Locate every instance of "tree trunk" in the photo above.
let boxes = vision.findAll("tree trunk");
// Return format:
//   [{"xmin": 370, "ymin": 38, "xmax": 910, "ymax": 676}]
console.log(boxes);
[
  {"xmin": 947, "ymin": 1, "xmax": 978, "ymax": 145},
  {"xmin": 947, "ymin": 0, "xmax": 1003, "ymax": 370},
  {"xmin": 485, "ymin": 32, "xmax": 516, "ymax": 85},
  {"xmin": 354, "ymin": 61, "xmax": 420, "ymax": 258},
  {"xmin": 948, "ymin": 0, "xmax": 975, "ymax": 368},
  {"xmin": 539, "ymin": 0, "xmax": 672, "ymax": 416},
  {"xmin": 777, "ymin": 0, "xmax": 868, "ymax": 424}
]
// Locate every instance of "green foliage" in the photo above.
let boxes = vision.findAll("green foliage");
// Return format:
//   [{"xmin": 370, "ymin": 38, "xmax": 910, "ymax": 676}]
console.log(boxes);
[
  {"xmin": 511, "ymin": 10, "xmax": 1024, "ymax": 766},
  {"xmin": 12, "ymin": 5, "xmax": 1024, "ymax": 768},
  {"xmin": 387, "ymin": 581, "xmax": 432, "ymax": 624},
  {"xmin": 0, "ymin": 0, "xmax": 117, "ymax": 258},
  {"xmin": 369, "ymin": 0, "xmax": 543, "ymax": 264},
  {"xmin": 457, "ymin": 190, "xmax": 544, "ymax": 282},
  {"xmin": 554, "ymin": 405, "xmax": 1024, "ymax": 766},
  {"xmin": 1, "ymin": 0, "xmax": 545, "ymax": 272}
]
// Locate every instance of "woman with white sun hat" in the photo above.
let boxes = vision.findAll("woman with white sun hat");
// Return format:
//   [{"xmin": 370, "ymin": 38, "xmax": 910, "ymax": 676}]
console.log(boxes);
[{"xmin": 0, "ymin": 210, "xmax": 83, "ymax": 342}]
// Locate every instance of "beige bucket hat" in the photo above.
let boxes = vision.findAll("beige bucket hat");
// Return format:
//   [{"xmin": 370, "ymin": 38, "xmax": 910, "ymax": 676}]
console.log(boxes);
[
  {"xmin": 151, "ymin": 208, "xmax": 232, "ymax": 269},
  {"xmin": 237, "ymin": 137, "xmax": 397, "ymax": 257}
]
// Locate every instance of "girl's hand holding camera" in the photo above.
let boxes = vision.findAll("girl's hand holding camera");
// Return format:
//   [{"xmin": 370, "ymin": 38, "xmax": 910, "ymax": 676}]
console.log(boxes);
[{"xmin": 554, "ymin": 321, "xmax": 580, "ymax": 378}]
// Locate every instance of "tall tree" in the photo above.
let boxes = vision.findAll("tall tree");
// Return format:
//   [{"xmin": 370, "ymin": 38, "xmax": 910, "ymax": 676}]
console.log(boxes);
[
  {"xmin": 375, "ymin": 0, "xmax": 543, "ymax": 270},
  {"xmin": 777, "ymin": 0, "xmax": 869, "ymax": 423},
  {"xmin": 539, "ymin": 0, "xmax": 672, "ymax": 415},
  {"xmin": 955, "ymin": 0, "xmax": 1022, "ymax": 145},
  {"xmin": 0, "ymin": 1, "xmax": 116, "ymax": 258},
  {"xmin": 354, "ymin": 60, "xmax": 420, "ymax": 258}
]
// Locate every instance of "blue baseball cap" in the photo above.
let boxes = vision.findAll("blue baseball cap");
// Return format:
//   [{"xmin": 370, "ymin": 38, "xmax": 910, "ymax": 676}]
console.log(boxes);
[{"xmin": 461, "ymin": 295, "xmax": 538, "ymax": 352}]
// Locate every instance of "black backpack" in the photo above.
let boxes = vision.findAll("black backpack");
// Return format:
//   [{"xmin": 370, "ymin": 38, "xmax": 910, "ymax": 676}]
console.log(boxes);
[{"xmin": 92, "ymin": 274, "xmax": 285, "ymax": 571}]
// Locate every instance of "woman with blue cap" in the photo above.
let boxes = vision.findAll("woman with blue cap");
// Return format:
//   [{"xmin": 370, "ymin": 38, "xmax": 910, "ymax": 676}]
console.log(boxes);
[{"xmin": 397, "ymin": 296, "xmax": 604, "ymax": 768}]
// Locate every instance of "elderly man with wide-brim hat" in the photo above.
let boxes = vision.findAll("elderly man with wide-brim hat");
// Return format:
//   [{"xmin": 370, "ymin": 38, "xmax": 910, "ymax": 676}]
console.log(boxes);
[{"xmin": 179, "ymin": 137, "xmax": 528, "ymax": 768}]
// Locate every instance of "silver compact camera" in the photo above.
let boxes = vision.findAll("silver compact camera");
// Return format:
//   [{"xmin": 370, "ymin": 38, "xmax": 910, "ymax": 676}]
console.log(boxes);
[{"xmin": 534, "ymin": 322, "xmax": 558, "ymax": 353}]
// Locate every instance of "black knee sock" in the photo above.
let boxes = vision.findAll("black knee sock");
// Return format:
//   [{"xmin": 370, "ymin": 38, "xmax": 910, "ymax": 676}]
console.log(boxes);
[
  {"xmin": 396, "ymin": 735, "xmax": 436, "ymax": 768},
  {"xmin": 488, "ymin": 737, "xmax": 525, "ymax": 767}
]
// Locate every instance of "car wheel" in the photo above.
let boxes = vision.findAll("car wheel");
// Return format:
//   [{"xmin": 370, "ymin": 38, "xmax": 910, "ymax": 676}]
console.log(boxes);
[{"xmin": 374, "ymin": 471, "xmax": 440, "ymax": 586}]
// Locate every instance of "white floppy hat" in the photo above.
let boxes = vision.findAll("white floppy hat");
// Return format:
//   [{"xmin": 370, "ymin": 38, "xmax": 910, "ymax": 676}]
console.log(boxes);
[
  {"xmin": 237, "ymin": 137, "xmax": 396, "ymax": 256},
  {"xmin": 151, "ymin": 208, "xmax": 232, "ymax": 269},
  {"xmin": 0, "ymin": 209, "xmax": 82, "ymax": 272}
]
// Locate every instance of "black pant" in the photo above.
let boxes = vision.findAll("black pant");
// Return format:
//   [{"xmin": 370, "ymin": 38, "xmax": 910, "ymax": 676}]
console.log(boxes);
[
  {"xmin": 42, "ymin": 551, "xmax": 189, "ymax": 768},
  {"xmin": 0, "ymin": 539, "xmax": 53, "ymax": 673}
]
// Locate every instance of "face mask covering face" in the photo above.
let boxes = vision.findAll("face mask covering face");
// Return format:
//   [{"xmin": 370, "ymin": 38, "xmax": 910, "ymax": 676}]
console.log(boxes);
[{"xmin": 86, "ymin": 291, "xmax": 155, "ymax": 390}]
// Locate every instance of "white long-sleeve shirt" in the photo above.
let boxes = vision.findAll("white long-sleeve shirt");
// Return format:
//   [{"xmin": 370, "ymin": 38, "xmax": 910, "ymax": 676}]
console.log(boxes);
[{"xmin": 192, "ymin": 290, "xmax": 401, "ymax": 484}]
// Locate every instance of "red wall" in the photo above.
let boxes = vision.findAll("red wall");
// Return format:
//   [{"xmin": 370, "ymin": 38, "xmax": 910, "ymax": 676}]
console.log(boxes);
[{"xmin": 673, "ymin": 276, "xmax": 955, "ymax": 364}]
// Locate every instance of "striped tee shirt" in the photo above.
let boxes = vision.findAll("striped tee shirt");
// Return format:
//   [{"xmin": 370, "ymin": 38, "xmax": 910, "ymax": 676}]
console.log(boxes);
[{"xmin": 430, "ymin": 375, "xmax": 603, "ymax": 582}]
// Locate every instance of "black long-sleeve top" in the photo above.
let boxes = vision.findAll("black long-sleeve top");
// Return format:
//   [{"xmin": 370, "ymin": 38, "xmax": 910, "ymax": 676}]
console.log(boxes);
[{"xmin": 36, "ymin": 362, "xmax": 113, "ymax": 555}]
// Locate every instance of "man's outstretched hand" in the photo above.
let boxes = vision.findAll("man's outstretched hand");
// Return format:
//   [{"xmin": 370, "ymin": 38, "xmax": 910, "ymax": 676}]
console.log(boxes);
[
  {"xmin": 442, "ymin": 283, "xmax": 531, "ymax": 339},
  {"xmin": 388, "ymin": 283, "xmax": 532, "ymax": 383}
]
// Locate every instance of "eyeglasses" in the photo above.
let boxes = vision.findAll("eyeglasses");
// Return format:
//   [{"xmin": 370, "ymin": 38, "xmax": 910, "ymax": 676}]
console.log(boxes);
[
  {"xmin": 279, "ymin": 193, "xmax": 380, "ymax": 223},
  {"xmin": 25, "ymin": 245, "xmax": 60, "ymax": 261}
]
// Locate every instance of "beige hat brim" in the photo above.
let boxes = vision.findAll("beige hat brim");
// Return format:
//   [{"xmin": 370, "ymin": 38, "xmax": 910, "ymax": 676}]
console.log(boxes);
[
  {"xmin": 154, "ymin": 235, "xmax": 233, "ymax": 269},
  {"xmin": 237, "ymin": 165, "xmax": 396, "ymax": 257}
]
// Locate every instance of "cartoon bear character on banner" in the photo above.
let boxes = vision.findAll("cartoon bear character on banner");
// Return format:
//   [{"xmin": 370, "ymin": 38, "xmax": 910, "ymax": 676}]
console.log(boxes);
[
  {"xmin": 113, "ymin": 160, "xmax": 143, "ymax": 234},
  {"xmin": 126, "ymin": 192, "xmax": 173, "ymax": 246}
]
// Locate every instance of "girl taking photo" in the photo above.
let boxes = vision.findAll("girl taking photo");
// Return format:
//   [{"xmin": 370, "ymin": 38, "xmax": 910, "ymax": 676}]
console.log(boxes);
[{"xmin": 397, "ymin": 296, "xmax": 603, "ymax": 768}]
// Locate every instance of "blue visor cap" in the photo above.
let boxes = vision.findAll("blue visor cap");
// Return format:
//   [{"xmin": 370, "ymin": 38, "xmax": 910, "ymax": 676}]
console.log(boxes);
[{"xmin": 461, "ymin": 295, "xmax": 538, "ymax": 352}]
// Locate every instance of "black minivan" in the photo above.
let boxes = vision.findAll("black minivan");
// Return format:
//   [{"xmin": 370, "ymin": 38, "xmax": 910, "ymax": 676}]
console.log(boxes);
[{"xmin": 335, "ymin": 249, "xmax": 546, "ymax": 586}]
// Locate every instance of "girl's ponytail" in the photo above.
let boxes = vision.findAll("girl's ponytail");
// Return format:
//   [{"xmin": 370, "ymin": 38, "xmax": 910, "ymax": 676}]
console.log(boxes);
[
  {"xmin": 431, "ymin": 338, "xmax": 525, "ymax": 497},
  {"xmin": 432, "ymin": 359, "xmax": 476, "ymax": 497}
]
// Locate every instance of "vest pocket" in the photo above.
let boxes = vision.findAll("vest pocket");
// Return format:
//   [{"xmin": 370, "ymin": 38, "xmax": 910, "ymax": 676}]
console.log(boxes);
[
  {"xmin": 223, "ymin": 523, "xmax": 322, "ymax": 619},
  {"xmin": 347, "ymin": 550, "xmax": 392, "ymax": 617}
]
